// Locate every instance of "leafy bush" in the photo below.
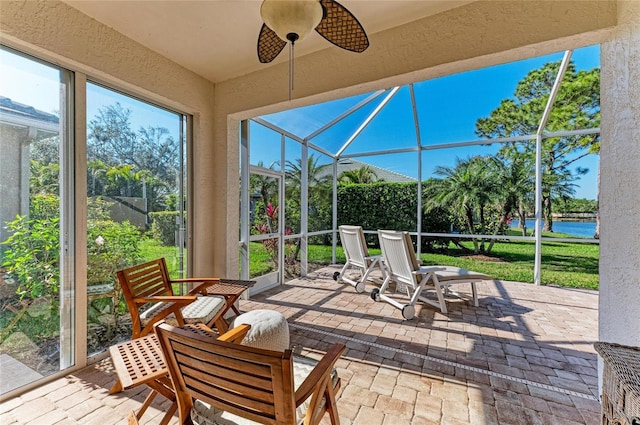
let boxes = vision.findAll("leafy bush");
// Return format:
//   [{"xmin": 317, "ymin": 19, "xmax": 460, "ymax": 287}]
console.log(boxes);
[
  {"xmin": 2, "ymin": 214, "xmax": 60, "ymax": 301},
  {"xmin": 2, "ymin": 192, "xmax": 142, "ymax": 319},
  {"xmin": 87, "ymin": 219, "xmax": 142, "ymax": 285},
  {"xmin": 149, "ymin": 211, "xmax": 179, "ymax": 246}
]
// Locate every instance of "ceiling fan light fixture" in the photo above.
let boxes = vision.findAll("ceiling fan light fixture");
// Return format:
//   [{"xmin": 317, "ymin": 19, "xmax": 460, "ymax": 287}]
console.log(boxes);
[{"xmin": 260, "ymin": 0, "xmax": 323, "ymax": 43}]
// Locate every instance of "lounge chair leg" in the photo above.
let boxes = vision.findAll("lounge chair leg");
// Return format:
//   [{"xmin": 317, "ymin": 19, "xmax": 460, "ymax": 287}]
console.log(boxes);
[{"xmin": 471, "ymin": 282, "xmax": 478, "ymax": 307}]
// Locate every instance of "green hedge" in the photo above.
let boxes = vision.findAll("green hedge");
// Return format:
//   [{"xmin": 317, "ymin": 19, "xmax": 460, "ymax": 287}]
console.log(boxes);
[{"xmin": 337, "ymin": 182, "xmax": 452, "ymax": 250}]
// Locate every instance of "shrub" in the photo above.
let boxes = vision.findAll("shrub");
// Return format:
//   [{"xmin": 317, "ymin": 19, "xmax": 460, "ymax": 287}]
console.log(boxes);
[
  {"xmin": 149, "ymin": 211, "xmax": 180, "ymax": 246},
  {"xmin": 87, "ymin": 220, "xmax": 142, "ymax": 285},
  {"xmin": 2, "ymin": 214, "xmax": 60, "ymax": 301}
]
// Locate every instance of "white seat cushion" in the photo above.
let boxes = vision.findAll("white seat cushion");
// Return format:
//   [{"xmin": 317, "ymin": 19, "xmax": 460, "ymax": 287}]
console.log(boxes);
[
  {"xmin": 140, "ymin": 295, "xmax": 225, "ymax": 327},
  {"xmin": 232, "ymin": 309, "xmax": 290, "ymax": 352}
]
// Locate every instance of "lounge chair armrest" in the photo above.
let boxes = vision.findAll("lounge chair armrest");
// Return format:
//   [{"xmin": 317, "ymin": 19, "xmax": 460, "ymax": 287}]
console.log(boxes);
[
  {"xmin": 413, "ymin": 266, "xmax": 446, "ymax": 276},
  {"xmin": 133, "ymin": 295, "xmax": 197, "ymax": 305},
  {"xmin": 216, "ymin": 324, "xmax": 251, "ymax": 344},
  {"xmin": 294, "ymin": 343, "xmax": 345, "ymax": 406}
]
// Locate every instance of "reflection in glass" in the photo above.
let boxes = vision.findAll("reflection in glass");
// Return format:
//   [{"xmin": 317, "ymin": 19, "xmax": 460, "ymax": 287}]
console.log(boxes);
[
  {"xmin": 86, "ymin": 82, "xmax": 186, "ymax": 356},
  {"xmin": 0, "ymin": 48, "xmax": 69, "ymax": 393}
]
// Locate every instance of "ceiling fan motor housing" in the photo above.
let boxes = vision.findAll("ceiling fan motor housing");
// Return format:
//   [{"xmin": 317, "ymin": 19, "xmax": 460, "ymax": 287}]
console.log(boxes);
[{"xmin": 260, "ymin": 0, "xmax": 323, "ymax": 43}]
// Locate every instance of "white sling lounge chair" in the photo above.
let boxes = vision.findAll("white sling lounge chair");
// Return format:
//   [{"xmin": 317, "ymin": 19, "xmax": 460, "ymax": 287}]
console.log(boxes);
[
  {"xmin": 373, "ymin": 229, "xmax": 489, "ymax": 319},
  {"xmin": 333, "ymin": 225, "xmax": 383, "ymax": 293}
]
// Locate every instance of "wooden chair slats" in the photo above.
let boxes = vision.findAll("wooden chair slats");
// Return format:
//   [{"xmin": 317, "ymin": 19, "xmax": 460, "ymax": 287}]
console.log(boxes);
[
  {"xmin": 181, "ymin": 365, "xmax": 276, "ymax": 405},
  {"xmin": 185, "ymin": 375, "xmax": 277, "ymax": 416},
  {"xmin": 156, "ymin": 322, "xmax": 345, "ymax": 425},
  {"xmin": 116, "ymin": 258, "xmax": 229, "ymax": 339},
  {"xmin": 176, "ymin": 354, "xmax": 275, "ymax": 392},
  {"xmin": 171, "ymin": 339, "xmax": 276, "ymax": 376}
]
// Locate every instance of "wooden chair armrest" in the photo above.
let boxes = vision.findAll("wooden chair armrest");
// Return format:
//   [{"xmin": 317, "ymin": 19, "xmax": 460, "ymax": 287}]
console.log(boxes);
[
  {"xmin": 216, "ymin": 324, "xmax": 251, "ymax": 344},
  {"xmin": 176, "ymin": 279, "xmax": 221, "ymax": 295},
  {"xmin": 133, "ymin": 295, "xmax": 197, "ymax": 304},
  {"xmin": 294, "ymin": 343, "xmax": 345, "ymax": 406},
  {"xmin": 171, "ymin": 277, "xmax": 220, "ymax": 284}
]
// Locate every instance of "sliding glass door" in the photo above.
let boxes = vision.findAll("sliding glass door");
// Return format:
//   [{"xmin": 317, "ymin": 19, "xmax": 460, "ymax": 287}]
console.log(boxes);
[
  {"xmin": 0, "ymin": 47, "xmax": 74, "ymax": 394},
  {"xmin": 85, "ymin": 83, "xmax": 187, "ymax": 356},
  {"xmin": 0, "ymin": 47, "xmax": 190, "ymax": 393}
]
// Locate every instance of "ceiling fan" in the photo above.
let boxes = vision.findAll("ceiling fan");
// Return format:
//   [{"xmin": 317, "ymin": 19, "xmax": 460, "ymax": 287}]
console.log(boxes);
[
  {"xmin": 257, "ymin": 0, "xmax": 369, "ymax": 64},
  {"xmin": 257, "ymin": 0, "xmax": 369, "ymax": 99}
]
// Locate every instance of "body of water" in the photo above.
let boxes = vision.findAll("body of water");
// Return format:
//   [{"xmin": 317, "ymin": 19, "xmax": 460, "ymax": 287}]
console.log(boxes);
[{"xmin": 510, "ymin": 219, "xmax": 596, "ymax": 238}]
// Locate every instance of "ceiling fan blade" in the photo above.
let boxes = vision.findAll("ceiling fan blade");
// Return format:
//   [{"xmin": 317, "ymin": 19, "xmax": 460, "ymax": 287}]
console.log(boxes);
[
  {"xmin": 315, "ymin": 0, "xmax": 369, "ymax": 53},
  {"xmin": 257, "ymin": 23, "xmax": 287, "ymax": 63}
]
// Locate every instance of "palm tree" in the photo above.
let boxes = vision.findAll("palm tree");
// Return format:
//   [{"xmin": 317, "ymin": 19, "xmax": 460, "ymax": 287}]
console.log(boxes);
[
  {"xmin": 338, "ymin": 165, "xmax": 379, "ymax": 184},
  {"xmin": 426, "ymin": 156, "xmax": 497, "ymax": 253},
  {"xmin": 285, "ymin": 155, "xmax": 331, "ymax": 192},
  {"xmin": 485, "ymin": 155, "xmax": 534, "ymax": 252},
  {"xmin": 285, "ymin": 154, "xmax": 332, "ymax": 254}
]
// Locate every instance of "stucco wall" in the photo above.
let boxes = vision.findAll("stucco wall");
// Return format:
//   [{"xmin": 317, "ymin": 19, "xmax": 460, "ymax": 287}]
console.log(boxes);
[{"xmin": 599, "ymin": 0, "xmax": 640, "ymax": 347}]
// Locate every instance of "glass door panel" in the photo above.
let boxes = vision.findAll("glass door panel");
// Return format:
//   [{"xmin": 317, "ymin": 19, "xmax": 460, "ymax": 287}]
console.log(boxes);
[
  {"xmin": 248, "ymin": 170, "xmax": 282, "ymax": 293},
  {"xmin": 0, "ymin": 47, "xmax": 72, "ymax": 394},
  {"xmin": 86, "ymin": 83, "xmax": 187, "ymax": 356}
]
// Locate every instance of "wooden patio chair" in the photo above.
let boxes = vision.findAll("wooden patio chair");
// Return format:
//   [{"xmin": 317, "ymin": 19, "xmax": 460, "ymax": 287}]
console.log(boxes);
[
  {"xmin": 117, "ymin": 258, "xmax": 228, "ymax": 339},
  {"xmin": 156, "ymin": 322, "xmax": 346, "ymax": 425}
]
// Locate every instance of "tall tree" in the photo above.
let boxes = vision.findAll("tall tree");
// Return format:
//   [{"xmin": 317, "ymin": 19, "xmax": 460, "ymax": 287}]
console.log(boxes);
[
  {"xmin": 87, "ymin": 102, "xmax": 180, "ymax": 212},
  {"xmin": 285, "ymin": 154, "xmax": 332, "ymax": 247},
  {"xmin": 475, "ymin": 61, "xmax": 600, "ymax": 232},
  {"xmin": 426, "ymin": 156, "xmax": 498, "ymax": 253},
  {"xmin": 485, "ymin": 155, "xmax": 534, "ymax": 251}
]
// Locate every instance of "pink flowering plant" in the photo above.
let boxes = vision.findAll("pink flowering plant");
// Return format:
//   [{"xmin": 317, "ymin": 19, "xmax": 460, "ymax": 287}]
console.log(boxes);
[{"xmin": 254, "ymin": 203, "xmax": 296, "ymax": 267}]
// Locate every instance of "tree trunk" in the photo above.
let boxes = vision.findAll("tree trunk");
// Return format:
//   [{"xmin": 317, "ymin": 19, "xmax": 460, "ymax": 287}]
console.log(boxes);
[
  {"xmin": 518, "ymin": 206, "xmax": 528, "ymax": 236},
  {"xmin": 465, "ymin": 206, "xmax": 479, "ymax": 253},
  {"xmin": 486, "ymin": 213, "xmax": 507, "ymax": 254},
  {"xmin": 487, "ymin": 201, "xmax": 513, "ymax": 254},
  {"xmin": 542, "ymin": 195, "xmax": 553, "ymax": 232},
  {"xmin": 479, "ymin": 205, "xmax": 486, "ymax": 253}
]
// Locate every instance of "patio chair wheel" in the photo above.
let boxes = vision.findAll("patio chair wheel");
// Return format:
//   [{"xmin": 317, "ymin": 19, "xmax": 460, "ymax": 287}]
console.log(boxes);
[
  {"xmin": 401, "ymin": 305, "xmax": 415, "ymax": 320},
  {"xmin": 355, "ymin": 281, "xmax": 366, "ymax": 293},
  {"xmin": 370, "ymin": 288, "xmax": 380, "ymax": 301},
  {"xmin": 333, "ymin": 272, "xmax": 340, "ymax": 281}
]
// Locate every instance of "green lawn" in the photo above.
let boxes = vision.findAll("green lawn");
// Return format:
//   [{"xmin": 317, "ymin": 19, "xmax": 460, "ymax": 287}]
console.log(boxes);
[
  {"xmin": 138, "ymin": 237, "xmax": 185, "ymax": 278},
  {"xmin": 141, "ymin": 233, "xmax": 600, "ymax": 290},
  {"xmin": 249, "ymin": 230, "xmax": 599, "ymax": 290}
]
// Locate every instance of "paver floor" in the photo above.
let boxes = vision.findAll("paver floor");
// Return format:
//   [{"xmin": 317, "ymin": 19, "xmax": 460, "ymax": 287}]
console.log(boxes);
[{"xmin": 0, "ymin": 266, "xmax": 601, "ymax": 424}]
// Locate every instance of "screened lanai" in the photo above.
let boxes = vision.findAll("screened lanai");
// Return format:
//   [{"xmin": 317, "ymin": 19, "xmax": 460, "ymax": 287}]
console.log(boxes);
[{"xmin": 240, "ymin": 46, "xmax": 601, "ymax": 294}]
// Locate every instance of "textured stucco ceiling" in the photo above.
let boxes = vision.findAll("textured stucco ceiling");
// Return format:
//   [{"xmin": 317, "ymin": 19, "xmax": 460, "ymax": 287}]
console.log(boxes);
[{"xmin": 62, "ymin": 0, "xmax": 474, "ymax": 83}]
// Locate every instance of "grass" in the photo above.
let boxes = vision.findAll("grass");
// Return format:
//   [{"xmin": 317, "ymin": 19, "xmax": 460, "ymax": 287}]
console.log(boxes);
[
  {"xmin": 138, "ymin": 237, "xmax": 186, "ymax": 278},
  {"xmin": 140, "ymin": 231, "xmax": 598, "ymax": 290},
  {"xmin": 249, "ymin": 229, "xmax": 599, "ymax": 290}
]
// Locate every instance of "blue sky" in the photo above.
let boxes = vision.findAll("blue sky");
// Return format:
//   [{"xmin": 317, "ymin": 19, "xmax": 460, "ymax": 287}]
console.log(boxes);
[
  {"xmin": 1, "ymin": 48, "xmax": 181, "ymax": 144},
  {"xmin": 1, "ymin": 45, "xmax": 600, "ymax": 200},
  {"xmin": 253, "ymin": 45, "xmax": 600, "ymax": 200}
]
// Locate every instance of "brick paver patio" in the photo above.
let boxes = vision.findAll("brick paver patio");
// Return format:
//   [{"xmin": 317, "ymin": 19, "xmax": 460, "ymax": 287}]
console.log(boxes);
[{"xmin": 0, "ymin": 266, "xmax": 601, "ymax": 424}]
